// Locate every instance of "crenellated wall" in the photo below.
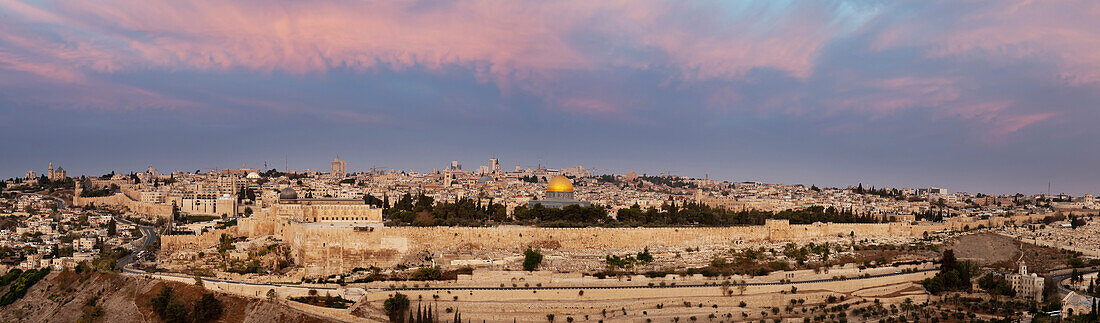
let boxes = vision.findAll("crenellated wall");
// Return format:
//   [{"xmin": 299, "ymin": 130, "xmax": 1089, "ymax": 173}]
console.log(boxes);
[
  {"xmin": 278, "ymin": 220, "xmax": 949, "ymax": 275},
  {"xmin": 161, "ymin": 212, "xmax": 1054, "ymax": 276}
]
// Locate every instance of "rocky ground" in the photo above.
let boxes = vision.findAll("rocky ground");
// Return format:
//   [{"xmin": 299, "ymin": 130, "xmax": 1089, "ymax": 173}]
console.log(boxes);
[{"xmin": 0, "ymin": 270, "xmax": 335, "ymax": 322}]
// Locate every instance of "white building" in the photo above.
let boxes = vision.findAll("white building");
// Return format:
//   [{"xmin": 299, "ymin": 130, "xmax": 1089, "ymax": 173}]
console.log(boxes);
[
  {"xmin": 489, "ymin": 158, "xmax": 500, "ymax": 173},
  {"xmin": 1007, "ymin": 261, "xmax": 1044, "ymax": 301}
]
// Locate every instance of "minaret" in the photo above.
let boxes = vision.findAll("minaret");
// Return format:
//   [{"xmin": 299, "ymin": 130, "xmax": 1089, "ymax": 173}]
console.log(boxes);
[{"xmin": 48, "ymin": 162, "xmax": 54, "ymax": 179}]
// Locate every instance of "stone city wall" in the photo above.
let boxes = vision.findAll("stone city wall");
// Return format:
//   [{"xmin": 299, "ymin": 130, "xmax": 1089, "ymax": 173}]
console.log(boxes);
[
  {"xmin": 160, "ymin": 227, "xmax": 238, "ymax": 256},
  {"xmin": 73, "ymin": 192, "xmax": 173, "ymax": 218},
  {"xmin": 280, "ymin": 220, "xmax": 950, "ymax": 276},
  {"xmin": 159, "ymin": 212, "xmax": 1054, "ymax": 276},
  {"xmin": 236, "ymin": 211, "xmax": 277, "ymax": 237}
]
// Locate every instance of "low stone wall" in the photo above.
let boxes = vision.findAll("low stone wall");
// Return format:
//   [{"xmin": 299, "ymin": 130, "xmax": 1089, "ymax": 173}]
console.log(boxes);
[{"xmin": 122, "ymin": 270, "xmax": 361, "ymax": 301}]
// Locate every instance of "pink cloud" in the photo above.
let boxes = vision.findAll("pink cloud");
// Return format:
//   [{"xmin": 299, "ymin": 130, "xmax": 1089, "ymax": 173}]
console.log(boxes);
[
  {"xmin": 1, "ymin": 1, "xmax": 857, "ymax": 84},
  {"xmin": 869, "ymin": 0, "xmax": 1100, "ymax": 85},
  {"xmin": 989, "ymin": 112, "xmax": 1057, "ymax": 137},
  {"xmin": 0, "ymin": 0, "xmax": 1087, "ymax": 138},
  {"xmin": 824, "ymin": 77, "xmax": 961, "ymax": 116}
]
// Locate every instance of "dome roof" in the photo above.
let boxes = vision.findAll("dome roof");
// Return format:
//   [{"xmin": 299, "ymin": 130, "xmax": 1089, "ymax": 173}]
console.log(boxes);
[
  {"xmin": 478, "ymin": 176, "xmax": 493, "ymax": 183},
  {"xmin": 546, "ymin": 175, "xmax": 574, "ymax": 193},
  {"xmin": 246, "ymin": 172, "xmax": 261, "ymax": 179},
  {"xmin": 279, "ymin": 187, "xmax": 298, "ymax": 200}
]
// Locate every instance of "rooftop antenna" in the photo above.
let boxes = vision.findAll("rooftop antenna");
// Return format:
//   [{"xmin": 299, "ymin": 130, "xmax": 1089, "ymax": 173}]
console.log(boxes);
[
  {"xmin": 1048, "ymin": 181, "xmax": 1051, "ymax": 196},
  {"xmin": 285, "ymin": 155, "xmax": 288, "ymax": 172}
]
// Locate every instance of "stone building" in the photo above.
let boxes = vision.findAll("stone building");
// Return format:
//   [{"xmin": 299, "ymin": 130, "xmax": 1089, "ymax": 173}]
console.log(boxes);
[
  {"xmin": 1007, "ymin": 261, "xmax": 1044, "ymax": 301},
  {"xmin": 1061, "ymin": 292, "xmax": 1095, "ymax": 317},
  {"xmin": 331, "ymin": 157, "xmax": 347, "ymax": 178},
  {"xmin": 271, "ymin": 187, "xmax": 382, "ymax": 236},
  {"xmin": 47, "ymin": 162, "xmax": 66, "ymax": 181}
]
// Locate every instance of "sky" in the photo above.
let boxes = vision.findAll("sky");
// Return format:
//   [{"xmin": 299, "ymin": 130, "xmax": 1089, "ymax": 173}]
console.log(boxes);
[{"xmin": 1, "ymin": 0, "xmax": 1098, "ymax": 195}]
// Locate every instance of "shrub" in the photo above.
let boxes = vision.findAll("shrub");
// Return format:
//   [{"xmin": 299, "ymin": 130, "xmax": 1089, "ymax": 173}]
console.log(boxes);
[
  {"xmin": 524, "ymin": 248, "xmax": 544, "ymax": 271},
  {"xmin": 412, "ymin": 266, "xmax": 442, "ymax": 281},
  {"xmin": 0, "ymin": 268, "xmax": 50, "ymax": 306}
]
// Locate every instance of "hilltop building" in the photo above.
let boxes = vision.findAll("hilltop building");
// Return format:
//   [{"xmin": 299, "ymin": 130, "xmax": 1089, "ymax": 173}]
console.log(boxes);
[{"xmin": 47, "ymin": 162, "xmax": 66, "ymax": 181}]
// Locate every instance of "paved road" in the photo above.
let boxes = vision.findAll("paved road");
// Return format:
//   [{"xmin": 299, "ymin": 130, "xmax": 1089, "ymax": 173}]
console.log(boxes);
[
  {"xmin": 1047, "ymin": 266, "xmax": 1100, "ymax": 297},
  {"xmin": 115, "ymin": 216, "xmax": 159, "ymax": 270}
]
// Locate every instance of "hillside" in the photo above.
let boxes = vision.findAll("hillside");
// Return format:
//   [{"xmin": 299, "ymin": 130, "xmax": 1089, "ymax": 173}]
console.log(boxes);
[{"xmin": 0, "ymin": 270, "xmax": 336, "ymax": 323}]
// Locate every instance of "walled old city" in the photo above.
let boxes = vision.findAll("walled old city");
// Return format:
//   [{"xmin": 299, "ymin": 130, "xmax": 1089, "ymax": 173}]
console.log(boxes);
[{"xmin": 3, "ymin": 159, "xmax": 1099, "ymax": 322}]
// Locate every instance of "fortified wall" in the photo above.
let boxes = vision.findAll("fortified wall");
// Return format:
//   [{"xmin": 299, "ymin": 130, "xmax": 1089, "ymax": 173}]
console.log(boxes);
[
  {"xmin": 160, "ymin": 227, "xmax": 238, "ymax": 256},
  {"xmin": 163, "ymin": 212, "xmax": 1054, "ymax": 276},
  {"xmin": 279, "ymin": 220, "xmax": 952, "ymax": 275},
  {"xmin": 73, "ymin": 191, "xmax": 173, "ymax": 218}
]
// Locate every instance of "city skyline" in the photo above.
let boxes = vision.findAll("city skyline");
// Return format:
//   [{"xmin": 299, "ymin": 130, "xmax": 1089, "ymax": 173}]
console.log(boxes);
[
  {"xmin": 4, "ymin": 155, "xmax": 1084, "ymax": 197},
  {"xmin": 3, "ymin": 1, "xmax": 1100, "ymax": 194}
]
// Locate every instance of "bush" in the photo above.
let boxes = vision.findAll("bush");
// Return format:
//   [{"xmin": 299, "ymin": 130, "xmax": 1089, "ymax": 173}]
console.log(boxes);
[
  {"xmin": 412, "ymin": 266, "xmax": 442, "ymax": 281},
  {"xmin": 0, "ymin": 268, "xmax": 51, "ymax": 306},
  {"xmin": 0, "ymin": 268, "xmax": 23, "ymax": 287},
  {"xmin": 524, "ymin": 248, "xmax": 544, "ymax": 271}
]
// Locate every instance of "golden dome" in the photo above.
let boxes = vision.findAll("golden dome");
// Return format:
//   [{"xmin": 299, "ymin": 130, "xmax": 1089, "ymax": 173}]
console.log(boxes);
[{"xmin": 546, "ymin": 175, "xmax": 574, "ymax": 193}]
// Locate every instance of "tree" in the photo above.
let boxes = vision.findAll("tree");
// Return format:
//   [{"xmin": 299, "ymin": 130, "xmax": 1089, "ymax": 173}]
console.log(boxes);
[
  {"xmin": 150, "ymin": 286, "xmax": 174, "ymax": 318},
  {"xmin": 524, "ymin": 248, "xmax": 544, "ymax": 271},
  {"xmin": 1072, "ymin": 216, "xmax": 1087, "ymax": 229},
  {"xmin": 267, "ymin": 289, "xmax": 277, "ymax": 300},
  {"xmin": 192, "ymin": 293, "xmax": 223, "ymax": 322},
  {"xmin": 165, "ymin": 300, "xmax": 189, "ymax": 323},
  {"xmin": 384, "ymin": 293, "xmax": 410, "ymax": 322},
  {"xmin": 107, "ymin": 219, "xmax": 116, "ymax": 236},
  {"xmin": 941, "ymin": 249, "xmax": 957, "ymax": 274}
]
